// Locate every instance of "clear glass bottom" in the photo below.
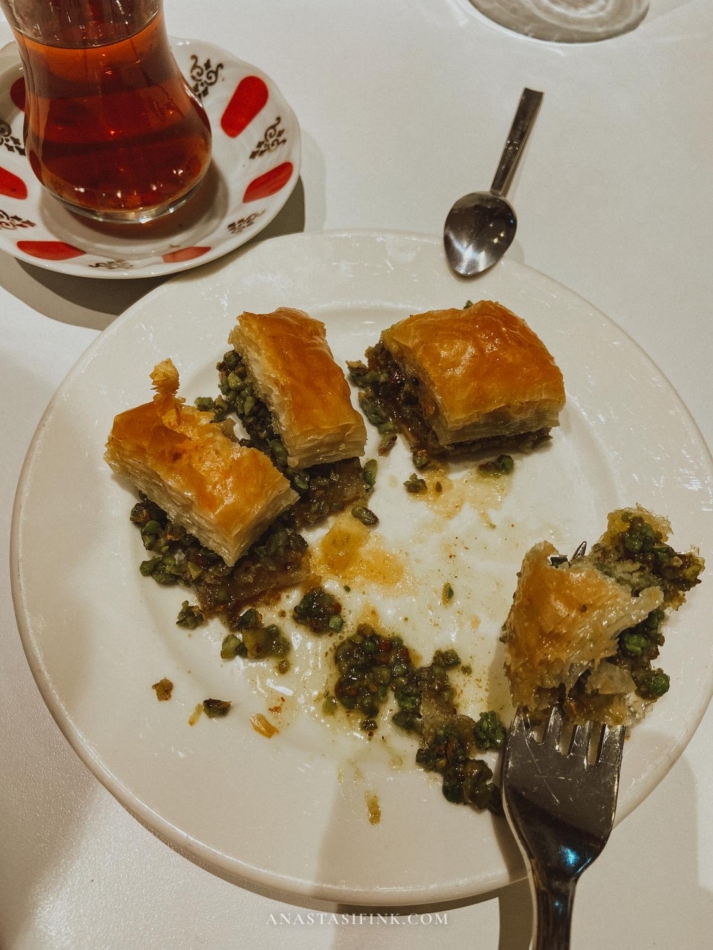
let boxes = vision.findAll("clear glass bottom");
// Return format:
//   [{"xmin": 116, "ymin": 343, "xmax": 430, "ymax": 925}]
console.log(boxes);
[
  {"xmin": 55, "ymin": 175, "xmax": 207, "ymax": 225},
  {"xmin": 468, "ymin": 0, "xmax": 649, "ymax": 43}
]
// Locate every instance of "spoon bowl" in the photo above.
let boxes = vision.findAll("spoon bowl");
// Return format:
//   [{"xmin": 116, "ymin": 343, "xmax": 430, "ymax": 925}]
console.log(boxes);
[
  {"xmin": 444, "ymin": 89, "xmax": 542, "ymax": 278},
  {"xmin": 444, "ymin": 191, "xmax": 517, "ymax": 278}
]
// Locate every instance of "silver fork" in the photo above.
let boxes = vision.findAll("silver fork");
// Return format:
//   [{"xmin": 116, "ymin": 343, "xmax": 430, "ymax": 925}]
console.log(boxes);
[{"xmin": 501, "ymin": 706, "xmax": 626, "ymax": 950}]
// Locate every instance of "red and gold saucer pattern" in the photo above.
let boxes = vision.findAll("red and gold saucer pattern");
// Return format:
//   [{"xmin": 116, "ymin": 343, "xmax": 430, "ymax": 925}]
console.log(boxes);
[{"xmin": 0, "ymin": 38, "xmax": 301, "ymax": 278}]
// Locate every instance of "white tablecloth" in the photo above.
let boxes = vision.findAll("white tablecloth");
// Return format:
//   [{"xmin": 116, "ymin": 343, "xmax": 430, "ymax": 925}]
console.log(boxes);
[{"xmin": 1, "ymin": 2, "xmax": 711, "ymax": 947}]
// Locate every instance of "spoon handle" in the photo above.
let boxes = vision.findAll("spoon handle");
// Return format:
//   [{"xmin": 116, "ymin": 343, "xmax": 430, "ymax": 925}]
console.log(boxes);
[{"xmin": 490, "ymin": 88, "xmax": 543, "ymax": 198}]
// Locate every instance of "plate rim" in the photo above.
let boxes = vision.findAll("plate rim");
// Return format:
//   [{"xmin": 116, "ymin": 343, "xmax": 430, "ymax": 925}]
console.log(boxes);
[{"xmin": 10, "ymin": 229, "xmax": 713, "ymax": 904}]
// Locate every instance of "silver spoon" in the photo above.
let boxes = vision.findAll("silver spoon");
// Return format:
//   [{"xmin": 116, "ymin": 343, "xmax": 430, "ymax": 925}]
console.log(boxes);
[{"xmin": 444, "ymin": 88, "xmax": 543, "ymax": 278}]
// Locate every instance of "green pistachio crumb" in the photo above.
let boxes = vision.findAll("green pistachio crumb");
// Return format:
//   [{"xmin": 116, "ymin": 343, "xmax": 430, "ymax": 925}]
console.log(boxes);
[
  {"xmin": 176, "ymin": 601, "xmax": 204, "ymax": 629},
  {"xmin": 478, "ymin": 455, "xmax": 514, "ymax": 477},
  {"xmin": 220, "ymin": 633, "xmax": 244, "ymax": 660},
  {"xmin": 363, "ymin": 458, "xmax": 378, "ymax": 489},
  {"xmin": 412, "ymin": 449, "xmax": 432, "ymax": 470},
  {"xmin": 293, "ymin": 586, "xmax": 344, "ymax": 634},
  {"xmin": 432, "ymin": 648, "xmax": 461, "ymax": 668},
  {"xmin": 473, "ymin": 710, "xmax": 507, "ymax": 751},
  {"xmin": 203, "ymin": 698, "xmax": 232, "ymax": 718},
  {"xmin": 351, "ymin": 505, "xmax": 379, "ymax": 526},
  {"xmin": 404, "ymin": 473, "xmax": 427, "ymax": 494}
]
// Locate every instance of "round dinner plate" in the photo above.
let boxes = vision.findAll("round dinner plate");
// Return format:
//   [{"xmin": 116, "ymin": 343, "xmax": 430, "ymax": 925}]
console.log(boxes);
[
  {"xmin": 11, "ymin": 231, "xmax": 713, "ymax": 905},
  {"xmin": 0, "ymin": 38, "xmax": 300, "ymax": 278}
]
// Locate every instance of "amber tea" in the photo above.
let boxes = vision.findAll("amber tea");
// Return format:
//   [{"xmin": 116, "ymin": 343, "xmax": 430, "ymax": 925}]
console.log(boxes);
[{"xmin": 4, "ymin": 0, "xmax": 212, "ymax": 222}]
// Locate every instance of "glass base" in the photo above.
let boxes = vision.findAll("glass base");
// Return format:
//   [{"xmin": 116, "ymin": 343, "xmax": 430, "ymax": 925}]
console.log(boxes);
[
  {"xmin": 55, "ymin": 176, "xmax": 206, "ymax": 225},
  {"xmin": 468, "ymin": 0, "xmax": 649, "ymax": 43}
]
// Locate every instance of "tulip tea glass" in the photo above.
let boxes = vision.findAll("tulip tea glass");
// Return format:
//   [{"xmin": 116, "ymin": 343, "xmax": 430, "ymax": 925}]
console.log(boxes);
[
  {"xmin": 469, "ymin": 0, "xmax": 650, "ymax": 43},
  {"xmin": 0, "ymin": 0, "xmax": 212, "ymax": 222}
]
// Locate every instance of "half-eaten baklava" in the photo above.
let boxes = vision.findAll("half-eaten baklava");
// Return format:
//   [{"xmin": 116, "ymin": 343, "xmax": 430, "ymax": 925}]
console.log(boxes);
[
  {"xmin": 105, "ymin": 359, "xmax": 297, "ymax": 566},
  {"xmin": 349, "ymin": 300, "xmax": 565, "ymax": 460},
  {"xmin": 504, "ymin": 506, "xmax": 704, "ymax": 725}
]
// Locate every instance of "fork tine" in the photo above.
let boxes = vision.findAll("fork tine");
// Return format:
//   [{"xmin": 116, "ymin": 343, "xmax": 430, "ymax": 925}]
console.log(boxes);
[
  {"xmin": 568, "ymin": 720, "xmax": 593, "ymax": 760},
  {"xmin": 542, "ymin": 704, "xmax": 564, "ymax": 746},
  {"xmin": 596, "ymin": 723, "xmax": 626, "ymax": 769},
  {"xmin": 511, "ymin": 705, "xmax": 529, "ymax": 732},
  {"xmin": 502, "ymin": 706, "xmax": 626, "ymax": 950}
]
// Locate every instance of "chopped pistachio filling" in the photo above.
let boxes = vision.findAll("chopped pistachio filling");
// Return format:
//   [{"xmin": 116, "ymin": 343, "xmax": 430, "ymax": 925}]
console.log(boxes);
[
  {"xmin": 404, "ymin": 473, "xmax": 427, "ymax": 494},
  {"xmin": 478, "ymin": 454, "xmax": 515, "ymax": 477},
  {"xmin": 131, "ymin": 494, "xmax": 309, "ymax": 628},
  {"xmin": 590, "ymin": 511, "xmax": 704, "ymax": 605},
  {"xmin": 348, "ymin": 344, "xmax": 550, "ymax": 462},
  {"xmin": 550, "ymin": 511, "xmax": 704, "ymax": 715},
  {"xmin": 330, "ymin": 625, "xmax": 503, "ymax": 814},
  {"xmin": 292, "ymin": 586, "xmax": 344, "ymax": 634},
  {"xmin": 394, "ymin": 647, "xmax": 504, "ymax": 814},
  {"xmin": 203, "ymin": 699, "xmax": 231, "ymax": 718},
  {"xmin": 220, "ymin": 607, "xmax": 291, "ymax": 672},
  {"xmin": 194, "ymin": 350, "xmax": 369, "ymax": 526}
]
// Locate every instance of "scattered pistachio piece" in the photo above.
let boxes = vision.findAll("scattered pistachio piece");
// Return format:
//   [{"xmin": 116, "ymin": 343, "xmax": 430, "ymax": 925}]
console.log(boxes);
[
  {"xmin": 176, "ymin": 601, "xmax": 204, "ymax": 629},
  {"xmin": 293, "ymin": 586, "xmax": 344, "ymax": 634},
  {"xmin": 404, "ymin": 473, "xmax": 427, "ymax": 494},
  {"xmin": 363, "ymin": 458, "xmax": 378, "ymax": 490},
  {"xmin": 203, "ymin": 698, "xmax": 231, "ymax": 718},
  {"xmin": 351, "ymin": 505, "xmax": 379, "ymax": 526},
  {"xmin": 478, "ymin": 454, "xmax": 514, "ymax": 477},
  {"xmin": 473, "ymin": 711, "xmax": 507, "ymax": 751},
  {"xmin": 151, "ymin": 678, "xmax": 173, "ymax": 701},
  {"xmin": 412, "ymin": 449, "xmax": 431, "ymax": 471}
]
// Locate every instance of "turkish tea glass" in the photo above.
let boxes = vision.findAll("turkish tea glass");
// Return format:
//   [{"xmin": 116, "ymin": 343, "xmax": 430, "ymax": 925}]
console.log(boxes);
[
  {"xmin": 469, "ymin": 0, "xmax": 650, "ymax": 43},
  {"xmin": 0, "ymin": 0, "xmax": 212, "ymax": 223}
]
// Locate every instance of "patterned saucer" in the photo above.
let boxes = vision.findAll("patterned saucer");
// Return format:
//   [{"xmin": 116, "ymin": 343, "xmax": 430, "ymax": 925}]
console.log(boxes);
[{"xmin": 0, "ymin": 38, "xmax": 301, "ymax": 278}]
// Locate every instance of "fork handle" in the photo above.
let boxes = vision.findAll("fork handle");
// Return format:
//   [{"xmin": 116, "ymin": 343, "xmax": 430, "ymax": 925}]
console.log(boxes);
[{"xmin": 531, "ymin": 874, "xmax": 578, "ymax": 950}]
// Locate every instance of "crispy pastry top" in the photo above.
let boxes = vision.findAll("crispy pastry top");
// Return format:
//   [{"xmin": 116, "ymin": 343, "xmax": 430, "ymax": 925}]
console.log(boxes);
[
  {"xmin": 381, "ymin": 300, "xmax": 566, "ymax": 438},
  {"xmin": 105, "ymin": 359, "xmax": 296, "ymax": 564},
  {"xmin": 229, "ymin": 308, "xmax": 366, "ymax": 469}
]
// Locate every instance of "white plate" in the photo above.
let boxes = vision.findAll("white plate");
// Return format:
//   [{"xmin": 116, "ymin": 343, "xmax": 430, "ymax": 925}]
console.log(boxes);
[
  {"xmin": 0, "ymin": 38, "xmax": 300, "ymax": 278},
  {"xmin": 11, "ymin": 231, "xmax": 713, "ymax": 905}
]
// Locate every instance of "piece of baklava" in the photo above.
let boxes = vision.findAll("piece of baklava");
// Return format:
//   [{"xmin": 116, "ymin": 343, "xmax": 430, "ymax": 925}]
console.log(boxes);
[
  {"xmin": 504, "ymin": 506, "xmax": 704, "ymax": 725},
  {"xmin": 349, "ymin": 300, "xmax": 565, "ymax": 459},
  {"xmin": 105, "ymin": 359, "xmax": 297, "ymax": 566},
  {"xmin": 207, "ymin": 307, "xmax": 368, "ymax": 525}
]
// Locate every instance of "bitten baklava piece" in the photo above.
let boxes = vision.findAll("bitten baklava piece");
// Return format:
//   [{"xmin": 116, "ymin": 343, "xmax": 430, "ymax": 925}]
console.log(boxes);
[
  {"xmin": 105, "ymin": 359, "xmax": 297, "ymax": 566},
  {"xmin": 504, "ymin": 506, "xmax": 704, "ymax": 725},
  {"xmin": 208, "ymin": 307, "xmax": 369, "ymax": 525},
  {"xmin": 349, "ymin": 300, "xmax": 565, "ymax": 459}
]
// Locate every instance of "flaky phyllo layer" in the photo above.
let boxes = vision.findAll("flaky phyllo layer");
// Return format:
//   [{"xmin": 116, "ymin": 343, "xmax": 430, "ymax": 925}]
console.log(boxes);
[
  {"xmin": 105, "ymin": 359, "xmax": 297, "ymax": 566},
  {"xmin": 504, "ymin": 506, "xmax": 704, "ymax": 725},
  {"xmin": 349, "ymin": 301, "xmax": 566, "ymax": 460},
  {"xmin": 227, "ymin": 308, "xmax": 366, "ymax": 470}
]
